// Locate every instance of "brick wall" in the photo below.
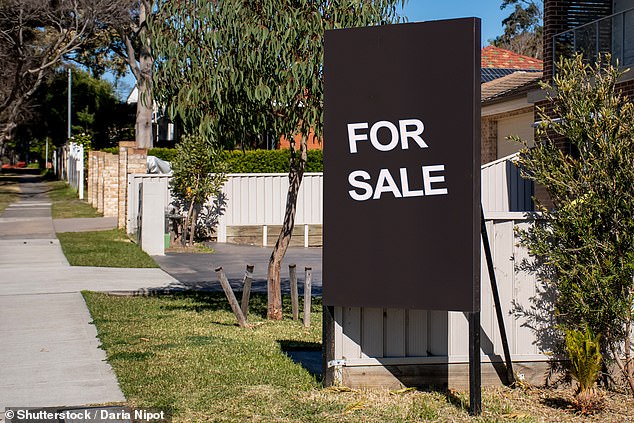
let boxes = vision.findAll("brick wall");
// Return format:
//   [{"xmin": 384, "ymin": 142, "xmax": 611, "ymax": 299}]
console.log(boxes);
[
  {"xmin": 87, "ymin": 141, "xmax": 147, "ymax": 229},
  {"xmin": 543, "ymin": 0, "xmax": 568, "ymax": 81},
  {"xmin": 480, "ymin": 106, "xmax": 534, "ymax": 164},
  {"xmin": 117, "ymin": 142, "xmax": 148, "ymax": 228},
  {"xmin": 481, "ymin": 116, "xmax": 497, "ymax": 164}
]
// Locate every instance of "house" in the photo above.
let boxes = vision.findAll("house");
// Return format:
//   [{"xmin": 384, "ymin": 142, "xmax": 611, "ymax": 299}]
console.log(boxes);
[
  {"xmin": 480, "ymin": 46, "xmax": 543, "ymax": 164},
  {"xmin": 541, "ymin": 0, "xmax": 634, "ymax": 129}
]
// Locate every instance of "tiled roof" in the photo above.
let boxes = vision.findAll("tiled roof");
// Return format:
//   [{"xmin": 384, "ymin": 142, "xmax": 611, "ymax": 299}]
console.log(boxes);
[
  {"xmin": 481, "ymin": 46, "xmax": 543, "ymax": 70},
  {"xmin": 481, "ymin": 67, "xmax": 540, "ymax": 83},
  {"xmin": 481, "ymin": 71, "xmax": 543, "ymax": 102}
]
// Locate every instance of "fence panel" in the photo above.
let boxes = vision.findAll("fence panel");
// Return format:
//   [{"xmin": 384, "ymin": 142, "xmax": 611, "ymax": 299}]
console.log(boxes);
[
  {"xmin": 127, "ymin": 174, "xmax": 172, "ymax": 235},
  {"xmin": 333, "ymin": 213, "xmax": 547, "ymax": 368},
  {"xmin": 481, "ymin": 153, "xmax": 533, "ymax": 212}
]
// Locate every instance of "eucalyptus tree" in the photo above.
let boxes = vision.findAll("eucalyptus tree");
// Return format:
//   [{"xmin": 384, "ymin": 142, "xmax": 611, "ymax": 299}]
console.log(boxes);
[
  {"xmin": 492, "ymin": 0, "xmax": 542, "ymax": 59},
  {"xmin": 151, "ymin": 0, "xmax": 403, "ymax": 319}
]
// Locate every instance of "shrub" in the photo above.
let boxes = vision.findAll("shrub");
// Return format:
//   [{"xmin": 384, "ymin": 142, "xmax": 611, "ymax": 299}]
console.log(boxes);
[
  {"xmin": 149, "ymin": 147, "xmax": 177, "ymax": 162},
  {"xmin": 565, "ymin": 328, "xmax": 604, "ymax": 414}
]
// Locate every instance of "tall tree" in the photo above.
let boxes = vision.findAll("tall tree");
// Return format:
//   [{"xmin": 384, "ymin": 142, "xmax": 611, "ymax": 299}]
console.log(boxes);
[
  {"xmin": 14, "ymin": 68, "xmax": 128, "ymax": 152},
  {"xmin": 151, "ymin": 0, "xmax": 402, "ymax": 319},
  {"xmin": 111, "ymin": 0, "xmax": 154, "ymax": 148},
  {"xmin": 493, "ymin": 0, "xmax": 543, "ymax": 59},
  {"xmin": 0, "ymin": 0, "xmax": 125, "ymax": 145}
]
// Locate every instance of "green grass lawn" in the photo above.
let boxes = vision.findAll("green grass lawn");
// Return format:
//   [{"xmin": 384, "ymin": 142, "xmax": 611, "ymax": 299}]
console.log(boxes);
[
  {"xmin": 58, "ymin": 229, "xmax": 158, "ymax": 267},
  {"xmin": 84, "ymin": 292, "xmax": 628, "ymax": 423},
  {"xmin": 47, "ymin": 180, "xmax": 102, "ymax": 218},
  {"xmin": 0, "ymin": 180, "xmax": 19, "ymax": 213}
]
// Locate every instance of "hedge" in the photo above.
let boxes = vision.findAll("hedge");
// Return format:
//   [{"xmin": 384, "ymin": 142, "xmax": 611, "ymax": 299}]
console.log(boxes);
[{"xmin": 149, "ymin": 148, "xmax": 322, "ymax": 173}]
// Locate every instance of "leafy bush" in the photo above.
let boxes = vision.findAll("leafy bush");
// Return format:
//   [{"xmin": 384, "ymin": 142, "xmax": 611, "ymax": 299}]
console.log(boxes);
[
  {"xmin": 149, "ymin": 147, "xmax": 177, "ymax": 162},
  {"xmin": 170, "ymin": 134, "xmax": 225, "ymax": 245},
  {"xmin": 145, "ymin": 148, "xmax": 323, "ymax": 173},
  {"xmin": 100, "ymin": 147, "xmax": 119, "ymax": 155},
  {"xmin": 516, "ymin": 55, "xmax": 634, "ymax": 395},
  {"xmin": 565, "ymin": 328, "xmax": 604, "ymax": 414},
  {"xmin": 222, "ymin": 149, "xmax": 322, "ymax": 173}
]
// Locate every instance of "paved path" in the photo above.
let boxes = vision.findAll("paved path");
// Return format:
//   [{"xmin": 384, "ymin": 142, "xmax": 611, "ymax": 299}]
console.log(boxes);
[{"xmin": 0, "ymin": 177, "xmax": 178, "ymax": 416}]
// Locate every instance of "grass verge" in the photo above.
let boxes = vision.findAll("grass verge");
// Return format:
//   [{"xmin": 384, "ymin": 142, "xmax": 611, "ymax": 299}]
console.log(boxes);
[
  {"xmin": 58, "ymin": 229, "xmax": 158, "ymax": 267},
  {"xmin": 47, "ymin": 180, "xmax": 102, "ymax": 218},
  {"xmin": 83, "ymin": 292, "xmax": 634, "ymax": 422},
  {"xmin": 0, "ymin": 180, "xmax": 19, "ymax": 213}
]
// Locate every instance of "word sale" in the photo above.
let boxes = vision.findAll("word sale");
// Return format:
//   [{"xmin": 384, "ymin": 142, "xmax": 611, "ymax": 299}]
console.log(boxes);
[{"xmin": 346, "ymin": 119, "xmax": 449, "ymax": 201}]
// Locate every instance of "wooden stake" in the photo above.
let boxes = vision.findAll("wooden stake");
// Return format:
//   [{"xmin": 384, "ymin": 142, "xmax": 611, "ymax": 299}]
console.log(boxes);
[
  {"xmin": 240, "ymin": 264, "xmax": 254, "ymax": 318},
  {"xmin": 215, "ymin": 266, "xmax": 248, "ymax": 328},
  {"xmin": 289, "ymin": 264, "xmax": 299, "ymax": 320},
  {"xmin": 303, "ymin": 267, "xmax": 312, "ymax": 328}
]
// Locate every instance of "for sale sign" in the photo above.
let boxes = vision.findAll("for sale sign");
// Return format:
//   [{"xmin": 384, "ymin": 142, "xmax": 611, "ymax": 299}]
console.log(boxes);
[{"xmin": 323, "ymin": 18, "xmax": 481, "ymax": 312}]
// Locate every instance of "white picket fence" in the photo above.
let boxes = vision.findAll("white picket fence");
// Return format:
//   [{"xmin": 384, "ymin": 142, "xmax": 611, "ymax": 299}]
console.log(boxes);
[{"xmin": 56, "ymin": 142, "xmax": 84, "ymax": 199}]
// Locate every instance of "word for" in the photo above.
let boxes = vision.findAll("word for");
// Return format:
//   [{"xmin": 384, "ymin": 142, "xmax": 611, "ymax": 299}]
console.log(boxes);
[{"xmin": 346, "ymin": 119, "xmax": 448, "ymax": 201}]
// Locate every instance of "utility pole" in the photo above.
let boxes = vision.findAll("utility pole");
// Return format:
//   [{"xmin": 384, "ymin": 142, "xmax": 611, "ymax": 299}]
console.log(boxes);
[{"xmin": 67, "ymin": 68, "xmax": 72, "ymax": 139}]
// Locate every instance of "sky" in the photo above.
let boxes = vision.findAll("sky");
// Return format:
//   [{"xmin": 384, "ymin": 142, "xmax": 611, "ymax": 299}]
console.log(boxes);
[
  {"xmin": 400, "ymin": 0, "xmax": 508, "ymax": 46},
  {"xmin": 110, "ymin": 1, "xmax": 509, "ymax": 100}
]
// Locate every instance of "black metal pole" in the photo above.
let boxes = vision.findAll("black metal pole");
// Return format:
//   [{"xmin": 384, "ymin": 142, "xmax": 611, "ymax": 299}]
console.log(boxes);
[
  {"xmin": 481, "ymin": 205, "xmax": 516, "ymax": 386},
  {"xmin": 469, "ymin": 311, "xmax": 481, "ymax": 416}
]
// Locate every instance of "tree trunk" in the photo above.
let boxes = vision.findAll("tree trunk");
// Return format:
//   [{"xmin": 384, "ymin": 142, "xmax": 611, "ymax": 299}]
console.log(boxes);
[
  {"xmin": 189, "ymin": 206, "xmax": 197, "ymax": 246},
  {"xmin": 123, "ymin": 0, "xmax": 154, "ymax": 149},
  {"xmin": 135, "ymin": 76, "xmax": 153, "ymax": 148},
  {"xmin": 267, "ymin": 136, "xmax": 307, "ymax": 320}
]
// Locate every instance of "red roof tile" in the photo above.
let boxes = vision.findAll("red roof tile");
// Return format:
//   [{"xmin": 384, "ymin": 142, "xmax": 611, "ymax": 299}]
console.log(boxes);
[{"xmin": 481, "ymin": 46, "xmax": 543, "ymax": 70}]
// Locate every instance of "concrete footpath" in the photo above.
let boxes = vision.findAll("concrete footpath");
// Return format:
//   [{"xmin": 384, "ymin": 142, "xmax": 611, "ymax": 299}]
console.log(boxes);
[{"xmin": 0, "ymin": 178, "xmax": 178, "ymax": 417}]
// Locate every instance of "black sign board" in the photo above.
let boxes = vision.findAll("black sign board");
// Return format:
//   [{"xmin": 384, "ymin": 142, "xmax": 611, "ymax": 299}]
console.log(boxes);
[{"xmin": 323, "ymin": 18, "xmax": 481, "ymax": 312}]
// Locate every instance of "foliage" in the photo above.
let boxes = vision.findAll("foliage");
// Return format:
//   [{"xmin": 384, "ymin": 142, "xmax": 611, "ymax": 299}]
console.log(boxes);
[
  {"xmin": 57, "ymin": 229, "xmax": 158, "ymax": 268},
  {"xmin": 10, "ymin": 68, "xmax": 128, "ymax": 163},
  {"xmin": 224, "ymin": 149, "xmax": 323, "ymax": 173},
  {"xmin": 148, "ymin": 147, "xmax": 176, "ymax": 162},
  {"xmin": 516, "ymin": 55, "xmax": 634, "ymax": 394},
  {"xmin": 566, "ymin": 328, "xmax": 603, "ymax": 391},
  {"xmin": 150, "ymin": 0, "xmax": 401, "ymax": 319},
  {"xmin": 565, "ymin": 328, "xmax": 604, "ymax": 414},
  {"xmin": 151, "ymin": 1, "xmax": 401, "ymax": 144},
  {"xmin": 147, "ymin": 148, "xmax": 324, "ymax": 173},
  {"xmin": 0, "ymin": 0, "xmax": 127, "ymax": 145},
  {"xmin": 492, "ymin": 0, "xmax": 543, "ymax": 59},
  {"xmin": 101, "ymin": 147, "xmax": 120, "ymax": 155},
  {"xmin": 169, "ymin": 134, "xmax": 226, "ymax": 245}
]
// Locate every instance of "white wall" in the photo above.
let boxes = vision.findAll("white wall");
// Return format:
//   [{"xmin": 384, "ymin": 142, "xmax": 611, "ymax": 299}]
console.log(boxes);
[{"xmin": 497, "ymin": 111, "xmax": 534, "ymax": 159}]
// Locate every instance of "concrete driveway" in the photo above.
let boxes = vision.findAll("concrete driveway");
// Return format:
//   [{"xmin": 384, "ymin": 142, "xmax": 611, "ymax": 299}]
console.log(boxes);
[{"xmin": 153, "ymin": 242, "xmax": 323, "ymax": 295}]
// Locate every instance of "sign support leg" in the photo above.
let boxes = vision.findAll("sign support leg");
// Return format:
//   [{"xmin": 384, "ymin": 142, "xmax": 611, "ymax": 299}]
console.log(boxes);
[
  {"xmin": 481, "ymin": 205, "xmax": 516, "ymax": 386},
  {"xmin": 468, "ymin": 311, "xmax": 481, "ymax": 416}
]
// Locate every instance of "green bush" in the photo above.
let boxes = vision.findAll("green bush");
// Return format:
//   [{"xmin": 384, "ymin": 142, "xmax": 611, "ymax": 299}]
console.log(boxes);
[
  {"xmin": 149, "ymin": 147, "xmax": 178, "ymax": 162},
  {"xmin": 100, "ymin": 147, "xmax": 119, "ymax": 155},
  {"xmin": 133, "ymin": 147, "xmax": 324, "ymax": 173},
  {"xmin": 222, "ymin": 149, "xmax": 323, "ymax": 173}
]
